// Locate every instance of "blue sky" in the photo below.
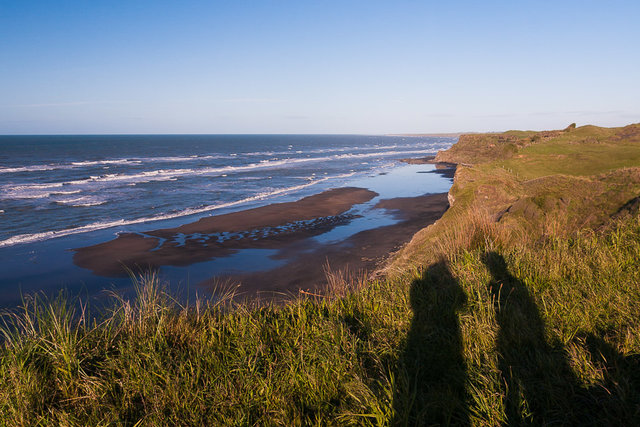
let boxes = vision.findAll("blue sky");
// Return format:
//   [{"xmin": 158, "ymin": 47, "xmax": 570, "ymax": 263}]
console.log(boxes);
[{"xmin": 1, "ymin": 0, "xmax": 638, "ymax": 134}]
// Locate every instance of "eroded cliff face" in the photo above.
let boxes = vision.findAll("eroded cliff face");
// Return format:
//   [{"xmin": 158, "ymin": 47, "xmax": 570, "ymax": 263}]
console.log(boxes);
[
  {"xmin": 382, "ymin": 123, "xmax": 640, "ymax": 275},
  {"xmin": 445, "ymin": 165, "xmax": 465, "ymax": 208}
]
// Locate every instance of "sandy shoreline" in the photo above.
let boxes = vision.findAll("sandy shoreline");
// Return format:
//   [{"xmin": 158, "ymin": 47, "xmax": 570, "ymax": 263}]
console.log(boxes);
[
  {"xmin": 73, "ymin": 187, "xmax": 377, "ymax": 276},
  {"xmin": 217, "ymin": 192, "xmax": 449, "ymax": 298},
  {"xmin": 73, "ymin": 165, "xmax": 454, "ymax": 298}
]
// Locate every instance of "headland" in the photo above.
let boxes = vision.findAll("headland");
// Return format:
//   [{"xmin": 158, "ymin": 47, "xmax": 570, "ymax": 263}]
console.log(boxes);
[{"xmin": 4, "ymin": 123, "xmax": 640, "ymax": 425}]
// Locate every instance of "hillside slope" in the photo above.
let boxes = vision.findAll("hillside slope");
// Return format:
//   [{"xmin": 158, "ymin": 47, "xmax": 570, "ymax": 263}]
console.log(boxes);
[
  {"xmin": 383, "ymin": 123, "xmax": 640, "ymax": 424},
  {"xmin": 389, "ymin": 123, "xmax": 640, "ymax": 273},
  {"xmin": 2, "ymin": 124, "xmax": 640, "ymax": 425}
]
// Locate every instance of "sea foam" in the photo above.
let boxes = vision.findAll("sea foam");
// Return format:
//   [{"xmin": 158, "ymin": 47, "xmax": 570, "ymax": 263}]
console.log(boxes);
[
  {"xmin": 0, "ymin": 173, "xmax": 355, "ymax": 248},
  {"xmin": 1, "ymin": 148, "xmax": 435, "ymax": 198}
]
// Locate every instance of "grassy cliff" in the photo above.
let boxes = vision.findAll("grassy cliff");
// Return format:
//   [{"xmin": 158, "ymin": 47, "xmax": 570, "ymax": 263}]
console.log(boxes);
[{"xmin": 2, "ymin": 124, "xmax": 640, "ymax": 425}]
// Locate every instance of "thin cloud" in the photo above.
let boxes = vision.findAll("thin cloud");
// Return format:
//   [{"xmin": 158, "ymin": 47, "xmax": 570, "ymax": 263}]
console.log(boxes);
[
  {"xmin": 422, "ymin": 113, "xmax": 456, "ymax": 118},
  {"xmin": 474, "ymin": 113, "xmax": 520, "ymax": 118},
  {"xmin": 2, "ymin": 101, "xmax": 127, "ymax": 109},
  {"xmin": 531, "ymin": 110, "xmax": 625, "ymax": 117},
  {"xmin": 218, "ymin": 98, "xmax": 284, "ymax": 104},
  {"xmin": 6, "ymin": 101, "xmax": 93, "ymax": 108}
]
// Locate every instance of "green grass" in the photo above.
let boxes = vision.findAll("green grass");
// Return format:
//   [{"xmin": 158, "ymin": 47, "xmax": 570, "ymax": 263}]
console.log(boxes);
[
  {"xmin": 501, "ymin": 125, "xmax": 640, "ymax": 179},
  {"xmin": 2, "ymin": 124, "xmax": 640, "ymax": 425},
  {"xmin": 2, "ymin": 213, "xmax": 639, "ymax": 425},
  {"xmin": 0, "ymin": 272, "xmax": 408, "ymax": 425},
  {"xmin": 436, "ymin": 123, "xmax": 640, "ymax": 178}
]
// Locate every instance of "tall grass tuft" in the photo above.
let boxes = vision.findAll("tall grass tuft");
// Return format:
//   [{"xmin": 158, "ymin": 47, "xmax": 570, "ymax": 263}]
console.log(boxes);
[{"xmin": 2, "ymin": 193, "xmax": 640, "ymax": 423}]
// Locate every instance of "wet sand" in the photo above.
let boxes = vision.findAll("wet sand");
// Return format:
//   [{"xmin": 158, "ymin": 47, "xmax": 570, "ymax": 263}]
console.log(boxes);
[
  {"xmin": 399, "ymin": 157, "xmax": 457, "ymax": 179},
  {"xmin": 73, "ymin": 187, "xmax": 377, "ymax": 276},
  {"xmin": 203, "ymin": 192, "xmax": 449, "ymax": 299},
  {"xmin": 73, "ymin": 178, "xmax": 451, "ymax": 300}
]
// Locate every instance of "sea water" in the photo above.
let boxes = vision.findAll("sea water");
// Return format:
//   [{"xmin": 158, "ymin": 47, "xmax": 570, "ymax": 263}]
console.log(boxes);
[{"xmin": 0, "ymin": 135, "xmax": 455, "ymax": 308}]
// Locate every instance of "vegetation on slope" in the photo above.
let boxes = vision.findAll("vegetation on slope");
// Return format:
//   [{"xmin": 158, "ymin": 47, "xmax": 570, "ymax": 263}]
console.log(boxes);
[
  {"xmin": 1, "ymin": 124, "xmax": 640, "ymax": 425},
  {"xmin": 393, "ymin": 123, "xmax": 640, "ymax": 270}
]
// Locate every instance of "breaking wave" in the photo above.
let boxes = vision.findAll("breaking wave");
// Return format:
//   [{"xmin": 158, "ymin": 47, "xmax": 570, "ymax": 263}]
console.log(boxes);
[{"xmin": 0, "ymin": 173, "xmax": 355, "ymax": 247}]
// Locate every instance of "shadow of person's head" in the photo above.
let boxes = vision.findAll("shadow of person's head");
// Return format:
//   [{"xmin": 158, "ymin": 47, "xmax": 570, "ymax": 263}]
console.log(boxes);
[
  {"xmin": 410, "ymin": 259, "xmax": 466, "ymax": 316},
  {"xmin": 396, "ymin": 258, "xmax": 469, "ymax": 425},
  {"xmin": 481, "ymin": 251, "xmax": 510, "ymax": 282}
]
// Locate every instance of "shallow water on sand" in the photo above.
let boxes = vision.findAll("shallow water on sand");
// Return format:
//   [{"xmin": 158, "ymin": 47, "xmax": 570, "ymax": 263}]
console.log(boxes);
[{"xmin": 0, "ymin": 135, "xmax": 455, "ymax": 308}]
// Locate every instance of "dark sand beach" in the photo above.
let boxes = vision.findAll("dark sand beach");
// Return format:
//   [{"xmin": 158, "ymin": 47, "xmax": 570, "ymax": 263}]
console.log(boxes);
[
  {"xmin": 218, "ymin": 192, "xmax": 449, "ymax": 298},
  {"xmin": 73, "ymin": 187, "xmax": 377, "ymax": 276},
  {"xmin": 73, "ymin": 164, "xmax": 454, "ymax": 299}
]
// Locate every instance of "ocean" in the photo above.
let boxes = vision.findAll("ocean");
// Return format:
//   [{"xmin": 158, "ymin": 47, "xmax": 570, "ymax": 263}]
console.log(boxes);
[{"xmin": 0, "ymin": 135, "xmax": 455, "ymax": 307}]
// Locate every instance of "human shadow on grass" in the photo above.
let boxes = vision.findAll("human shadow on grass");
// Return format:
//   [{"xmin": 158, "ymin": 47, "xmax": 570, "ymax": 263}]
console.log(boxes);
[
  {"xmin": 393, "ymin": 260, "xmax": 470, "ymax": 426},
  {"xmin": 483, "ymin": 251, "xmax": 640, "ymax": 425},
  {"xmin": 580, "ymin": 333, "xmax": 640, "ymax": 422}
]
